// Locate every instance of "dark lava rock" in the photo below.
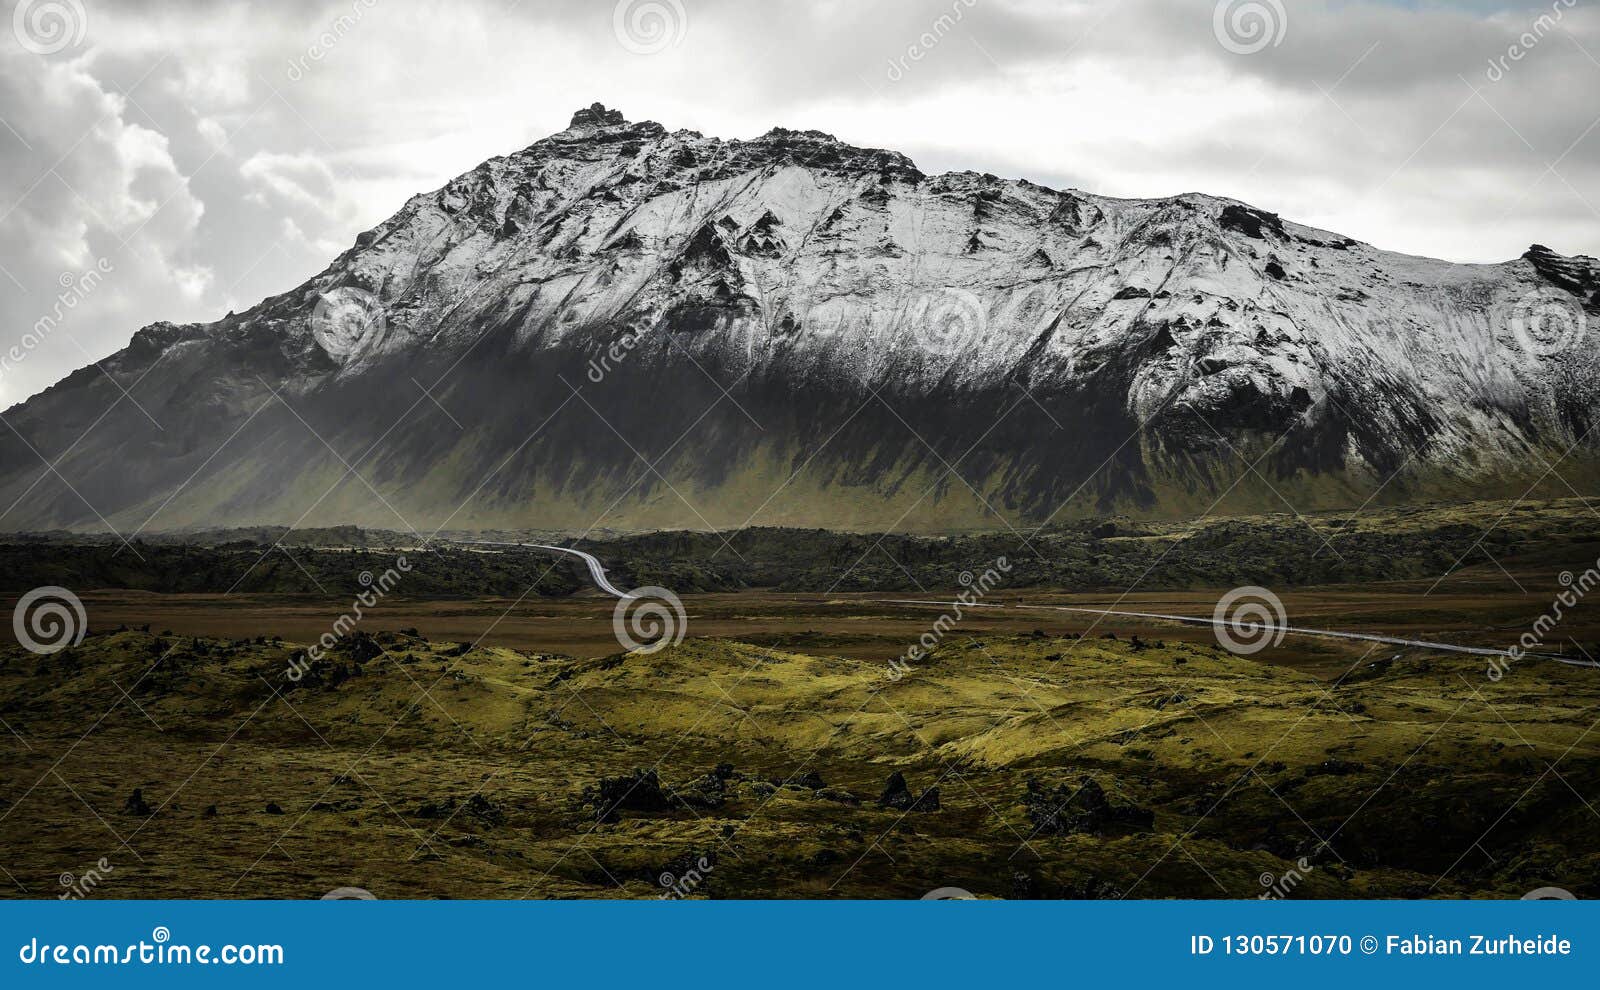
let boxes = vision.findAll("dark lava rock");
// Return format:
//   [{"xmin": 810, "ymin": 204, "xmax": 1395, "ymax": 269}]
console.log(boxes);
[
  {"xmin": 676, "ymin": 771, "xmax": 729, "ymax": 810},
  {"xmin": 413, "ymin": 794, "xmax": 505, "ymax": 825},
  {"xmin": 121, "ymin": 788, "xmax": 152, "ymax": 816},
  {"xmin": 1144, "ymin": 323, "xmax": 1178, "ymax": 354},
  {"xmin": 264, "ymin": 802, "xmax": 284, "ymax": 815},
  {"xmin": 1220, "ymin": 204, "xmax": 1286, "ymax": 240},
  {"xmin": 463, "ymin": 794, "xmax": 505, "ymax": 825},
  {"xmin": 1113, "ymin": 286, "xmax": 1152, "ymax": 300},
  {"xmin": 201, "ymin": 804, "xmax": 218, "ymax": 818},
  {"xmin": 1264, "ymin": 260, "xmax": 1287, "ymax": 280},
  {"xmin": 1012, "ymin": 871, "xmax": 1037, "ymax": 899},
  {"xmin": 816, "ymin": 787, "xmax": 860, "ymax": 805},
  {"xmin": 414, "ymin": 798, "xmax": 453, "ymax": 820},
  {"xmin": 877, "ymin": 771, "xmax": 916, "ymax": 811},
  {"xmin": 773, "ymin": 771, "xmax": 826, "ymax": 790},
  {"xmin": 569, "ymin": 102, "xmax": 625, "ymax": 130},
  {"xmin": 1022, "ymin": 777, "xmax": 1153, "ymax": 836},
  {"xmin": 912, "ymin": 786, "xmax": 942, "ymax": 813},
  {"xmin": 1524, "ymin": 244, "xmax": 1599, "ymax": 297},
  {"xmin": 590, "ymin": 768, "xmax": 675, "ymax": 823},
  {"xmin": 340, "ymin": 632, "xmax": 384, "ymax": 664}
]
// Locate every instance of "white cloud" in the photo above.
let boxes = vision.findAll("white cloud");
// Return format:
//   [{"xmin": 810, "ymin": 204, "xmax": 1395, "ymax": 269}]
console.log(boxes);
[
  {"xmin": 195, "ymin": 115, "xmax": 230, "ymax": 152},
  {"xmin": 239, "ymin": 149, "xmax": 339, "ymax": 211},
  {"xmin": 0, "ymin": 49, "xmax": 210, "ymax": 407}
]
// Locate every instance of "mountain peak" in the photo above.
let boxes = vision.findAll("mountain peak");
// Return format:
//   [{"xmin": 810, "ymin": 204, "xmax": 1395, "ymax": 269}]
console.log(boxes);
[{"xmin": 566, "ymin": 102, "xmax": 628, "ymax": 131}]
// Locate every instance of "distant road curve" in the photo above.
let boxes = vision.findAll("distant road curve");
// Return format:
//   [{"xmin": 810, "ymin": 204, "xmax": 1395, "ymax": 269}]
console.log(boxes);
[
  {"xmin": 872, "ymin": 599, "xmax": 1600, "ymax": 669},
  {"xmin": 455, "ymin": 541, "xmax": 635, "ymax": 599}
]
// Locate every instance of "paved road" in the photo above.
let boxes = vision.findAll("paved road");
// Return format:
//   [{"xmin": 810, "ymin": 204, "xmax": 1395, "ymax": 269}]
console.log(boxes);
[
  {"xmin": 455, "ymin": 541, "xmax": 635, "ymax": 599},
  {"xmin": 873, "ymin": 599, "xmax": 1600, "ymax": 669}
]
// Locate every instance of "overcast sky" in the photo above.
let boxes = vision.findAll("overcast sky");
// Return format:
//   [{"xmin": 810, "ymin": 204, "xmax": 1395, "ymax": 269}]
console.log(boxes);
[{"xmin": 1, "ymin": 0, "xmax": 1597, "ymax": 408}]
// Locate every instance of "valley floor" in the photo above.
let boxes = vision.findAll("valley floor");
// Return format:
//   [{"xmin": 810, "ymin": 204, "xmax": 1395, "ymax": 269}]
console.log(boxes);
[{"xmin": 2, "ymin": 570, "xmax": 1597, "ymax": 899}]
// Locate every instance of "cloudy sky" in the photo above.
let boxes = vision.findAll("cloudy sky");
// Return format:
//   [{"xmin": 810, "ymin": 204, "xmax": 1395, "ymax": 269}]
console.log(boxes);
[{"xmin": 1, "ymin": 0, "xmax": 1597, "ymax": 408}]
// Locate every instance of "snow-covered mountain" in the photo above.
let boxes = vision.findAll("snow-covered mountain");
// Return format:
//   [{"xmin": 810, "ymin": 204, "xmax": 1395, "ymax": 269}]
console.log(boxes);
[{"xmin": 3, "ymin": 103, "xmax": 1599, "ymax": 535}]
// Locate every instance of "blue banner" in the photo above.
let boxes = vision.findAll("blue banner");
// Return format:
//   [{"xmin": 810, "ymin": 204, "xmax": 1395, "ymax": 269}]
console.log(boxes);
[{"xmin": 1, "ymin": 900, "xmax": 1590, "ymax": 987}]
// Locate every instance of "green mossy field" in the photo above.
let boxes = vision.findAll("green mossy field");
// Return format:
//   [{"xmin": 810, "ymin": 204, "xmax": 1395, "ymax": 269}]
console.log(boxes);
[{"xmin": 3, "ymin": 497, "xmax": 1599, "ymax": 899}]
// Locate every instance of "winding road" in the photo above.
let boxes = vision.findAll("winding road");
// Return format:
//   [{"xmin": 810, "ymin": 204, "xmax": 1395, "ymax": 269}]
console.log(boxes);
[
  {"xmin": 455, "ymin": 541, "xmax": 636, "ymax": 599},
  {"xmin": 872, "ymin": 599, "xmax": 1600, "ymax": 669}
]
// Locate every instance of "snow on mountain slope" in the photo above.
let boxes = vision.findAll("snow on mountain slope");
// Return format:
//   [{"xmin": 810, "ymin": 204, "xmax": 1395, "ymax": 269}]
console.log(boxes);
[{"xmin": 2, "ymin": 104, "xmax": 1597, "ymax": 535}]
